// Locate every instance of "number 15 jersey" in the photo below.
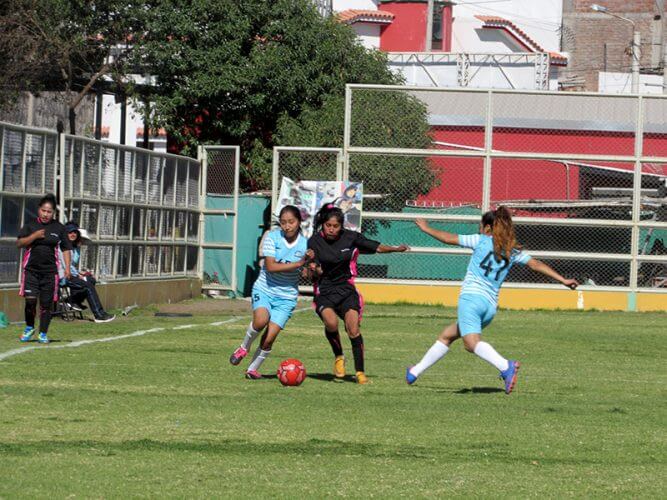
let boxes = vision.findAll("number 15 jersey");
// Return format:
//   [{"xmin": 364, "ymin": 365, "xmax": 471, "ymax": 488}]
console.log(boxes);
[{"xmin": 458, "ymin": 234, "xmax": 532, "ymax": 306}]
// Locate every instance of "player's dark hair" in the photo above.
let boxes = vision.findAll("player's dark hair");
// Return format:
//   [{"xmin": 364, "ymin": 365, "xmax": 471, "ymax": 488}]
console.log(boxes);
[
  {"xmin": 39, "ymin": 193, "xmax": 57, "ymax": 210},
  {"xmin": 279, "ymin": 205, "xmax": 302, "ymax": 222},
  {"xmin": 65, "ymin": 220, "xmax": 82, "ymax": 246},
  {"xmin": 315, "ymin": 203, "xmax": 344, "ymax": 232},
  {"xmin": 481, "ymin": 206, "xmax": 520, "ymax": 261}
]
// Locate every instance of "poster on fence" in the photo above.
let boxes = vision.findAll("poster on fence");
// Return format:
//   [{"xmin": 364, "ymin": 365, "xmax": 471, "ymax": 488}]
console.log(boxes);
[{"xmin": 276, "ymin": 177, "xmax": 363, "ymax": 237}]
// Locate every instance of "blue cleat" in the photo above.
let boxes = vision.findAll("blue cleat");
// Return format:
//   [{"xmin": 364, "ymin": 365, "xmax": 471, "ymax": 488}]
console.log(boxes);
[
  {"xmin": 405, "ymin": 366, "xmax": 418, "ymax": 385},
  {"xmin": 500, "ymin": 360, "xmax": 520, "ymax": 394},
  {"xmin": 19, "ymin": 327, "xmax": 35, "ymax": 342},
  {"xmin": 38, "ymin": 332, "xmax": 50, "ymax": 344}
]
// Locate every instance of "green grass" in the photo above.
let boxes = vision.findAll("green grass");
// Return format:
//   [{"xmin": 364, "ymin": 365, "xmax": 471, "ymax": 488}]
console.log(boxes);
[{"xmin": 0, "ymin": 303, "xmax": 665, "ymax": 498}]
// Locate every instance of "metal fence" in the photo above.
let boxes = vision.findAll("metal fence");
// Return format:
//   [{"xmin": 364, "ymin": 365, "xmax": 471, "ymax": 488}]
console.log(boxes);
[
  {"xmin": 339, "ymin": 85, "xmax": 666, "ymax": 292},
  {"xmin": 60, "ymin": 135, "xmax": 201, "ymax": 281},
  {"xmin": 0, "ymin": 121, "xmax": 203, "ymax": 287},
  {"xmin": 0, "ymin": 122, "xmax": 59, "ymax": 286},
  {"xmin": 199, "ymin": 145, "xmax": 240, "ymax": 292},
  {"xmin": 270, "ymin": 147, "xmax": 343, "ymax": 214}
]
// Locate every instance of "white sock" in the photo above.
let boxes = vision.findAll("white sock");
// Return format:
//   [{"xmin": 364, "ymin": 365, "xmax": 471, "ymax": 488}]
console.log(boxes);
[
  {"xmin": 411, "ymin": 341, "xmax": 449, "ymax": 377},
  {"xmin": 473, "ymin": 341, "xmax": 509, "ymax": 372},
  {"xmin": 247, "ymin": 348, "xmax": 271, "ymax": 372},
  {"xmin": 241, "ymin": 322, "xmax": 260, "ymax": 351}
]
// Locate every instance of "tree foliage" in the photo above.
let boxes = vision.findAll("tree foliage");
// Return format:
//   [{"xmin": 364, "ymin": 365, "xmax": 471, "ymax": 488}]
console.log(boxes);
[
  {"xmin": 0, "ymin": 0, "xmax": 146, "ymax": 132},
  {"xmin": 277, "ymin": 91, "xmax": 438, "ymax": 217},
  {"xmin": 133, "ymin": 0, "xmax": 403, "ymax": 189}
]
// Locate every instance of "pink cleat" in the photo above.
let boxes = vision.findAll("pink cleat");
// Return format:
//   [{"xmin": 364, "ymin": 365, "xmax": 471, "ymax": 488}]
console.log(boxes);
[
  {"xmin": 245, "ymin": 370, "xmax": 262, "ymax": 380},
  {"xmin": 229, "ymin": 346, "xmax": 248, "ymax": 366}
]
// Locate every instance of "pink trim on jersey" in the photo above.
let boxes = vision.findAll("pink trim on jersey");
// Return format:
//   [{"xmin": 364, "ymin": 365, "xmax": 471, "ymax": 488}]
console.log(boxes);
[
  {"xmin": 348, "ymin": 247, "xmax": 359, "ymax": 285},
  {"xmin": 19, "ymin": 248, "xmax": 31, "ymax": 297},
  {"xmin": 52, "ymin": 273, "xmax": 58, "ymax": 302}
]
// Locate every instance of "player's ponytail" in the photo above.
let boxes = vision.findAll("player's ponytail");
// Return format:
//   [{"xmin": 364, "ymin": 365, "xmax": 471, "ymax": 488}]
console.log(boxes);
[
  {"xmin": 491, "ymin": 206, "xmax": 519, "ymax": 262},
  {"xmin": 314, "ymin": 203, "xmax": 344, "ymax": 233}
]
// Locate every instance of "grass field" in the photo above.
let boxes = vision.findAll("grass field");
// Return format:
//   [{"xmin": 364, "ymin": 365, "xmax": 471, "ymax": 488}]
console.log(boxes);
[{"xmin": 0, "ymin": 300, "xmax": 665, "ymax": 497}]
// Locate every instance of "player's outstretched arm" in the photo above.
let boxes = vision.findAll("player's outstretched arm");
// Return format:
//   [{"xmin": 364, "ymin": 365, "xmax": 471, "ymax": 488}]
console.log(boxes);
[
  {"xmin": 377, "ymin": 244, "xmax": 409, "ymax": 253},
  {"xmin": 414, "ymin": 219, "xmax": 459, "ymax": 246},
  {"xmin": 527, "ymin": 258, "xmax": 578, "ymax": 289},
  {"xmin": 264, "ymin": 256, "xmax": 306, "ymax": 273}
]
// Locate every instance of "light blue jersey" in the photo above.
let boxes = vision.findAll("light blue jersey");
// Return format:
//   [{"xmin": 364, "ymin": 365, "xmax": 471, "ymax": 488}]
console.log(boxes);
[
  {"xmin": 253, "ymin": 229, "xmax": 307, "ymax": 300},
  {"xmin": 458, "ymin": 234, "xmax": 532, "ymax": 306}
]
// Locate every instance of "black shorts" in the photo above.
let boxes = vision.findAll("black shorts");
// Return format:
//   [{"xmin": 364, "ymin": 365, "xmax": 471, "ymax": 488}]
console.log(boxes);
[
  {"xmin": 315, "ymin": 284, "xmax": 363, "ymax": 320},
  {"xmin": 20, "ymin": 269, "xmax": 58, "ymax": 305}
]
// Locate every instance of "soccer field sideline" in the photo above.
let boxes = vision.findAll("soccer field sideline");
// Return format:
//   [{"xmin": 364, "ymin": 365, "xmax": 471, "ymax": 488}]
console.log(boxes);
[{"xmin": 0, "ymin": 307, "xmax": 314, "ymax": 363}]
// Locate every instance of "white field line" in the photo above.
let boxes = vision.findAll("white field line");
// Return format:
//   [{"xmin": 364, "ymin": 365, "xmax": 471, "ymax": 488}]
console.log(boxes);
[{"xmin": 0, "ymin": 307, "xmax": 313, "ymax": 363}]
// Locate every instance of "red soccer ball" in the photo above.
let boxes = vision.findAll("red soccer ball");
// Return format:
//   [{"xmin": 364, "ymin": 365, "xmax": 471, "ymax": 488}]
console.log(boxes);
[{"xmin": 277, "ymin": 359, "xmax": 306, "ymax": 386}]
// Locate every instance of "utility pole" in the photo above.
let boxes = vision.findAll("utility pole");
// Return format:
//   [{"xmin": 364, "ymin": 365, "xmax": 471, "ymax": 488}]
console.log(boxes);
[
  {"xmin": 591, "ymin": 4, "xmax": 641, "ymax": 93},
  {"xmin": 631, "ymin": 29, "xmax": 641, "ymax": 93}
]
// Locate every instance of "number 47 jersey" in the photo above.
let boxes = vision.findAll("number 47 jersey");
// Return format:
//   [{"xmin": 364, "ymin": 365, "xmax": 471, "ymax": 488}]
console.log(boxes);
[{"xmin": 458, "ymin": 234, "xmax": 532, "ymax": 306}]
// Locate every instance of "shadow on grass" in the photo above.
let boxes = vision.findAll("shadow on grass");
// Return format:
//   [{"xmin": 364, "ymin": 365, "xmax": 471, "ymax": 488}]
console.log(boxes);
[
  {"xmin": 0, "ymin": 438, "xmax": 433, "ymax": 460},
  {"xmin": 454, "ymin": 387, "xmax": 504, "ymax": 394},
  {"xmin": 307, "ymin": 373, "xmax": 356, "ymax": 383},
  {"xmin": 417, "ymin": 385, "xmax": 504, "ymax": 394}
]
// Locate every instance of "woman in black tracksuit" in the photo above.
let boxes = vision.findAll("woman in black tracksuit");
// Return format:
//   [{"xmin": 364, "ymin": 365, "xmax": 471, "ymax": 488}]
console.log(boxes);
[
  {"xmin": 17, "ymin": 193, "xmax": 72, "ymax": 344},
  {"xmin": 307, "ymin": 204, "xmax": 408, "ymax": 384}
]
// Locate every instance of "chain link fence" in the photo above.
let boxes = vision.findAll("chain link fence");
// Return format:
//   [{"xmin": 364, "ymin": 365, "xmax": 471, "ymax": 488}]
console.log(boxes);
[
  {"xmin": 344, "ymin": 85, "xmax": 667, "ymax": 291},
  {"xmin": 61, "ymin": 135, "xmax": 200, "ymax": 282},
  {"xmin": 200, "ymin": 146, "xmax": 239, "ymax": 292},
  {"xmin": 0, "ymin": 122, "xmax": 59, "ymax": 287}
]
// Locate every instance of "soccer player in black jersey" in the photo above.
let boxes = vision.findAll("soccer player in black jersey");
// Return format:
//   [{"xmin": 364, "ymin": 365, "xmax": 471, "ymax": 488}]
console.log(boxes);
[
  {"xmin": 307, "ymin": 204, "xmax": 408, "ymax": 384},
  {"xmin": 17, "ymin": 194, "xmax": 72, "ymax": 344}
]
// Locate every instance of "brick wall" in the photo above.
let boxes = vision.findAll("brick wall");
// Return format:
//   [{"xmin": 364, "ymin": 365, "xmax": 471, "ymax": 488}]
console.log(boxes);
[{"xmin": 561, "ymin": 1, "xmax": 664, "ymax": 91}]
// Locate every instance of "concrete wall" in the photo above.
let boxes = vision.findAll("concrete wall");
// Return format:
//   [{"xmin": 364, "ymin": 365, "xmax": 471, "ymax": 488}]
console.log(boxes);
[
  {"xmin": 333, "ymin": 0, "xmax": 378, "ymax": 10},
  {"xmin": 357, "ymin": 282, "xmax": 666, "ymax": 312},
  {"xmin": 562, "ymin": 0, "xmax": 663, "ymax": 91},
  {"xmin": 0, "ymin": 277, "xmax": 202, "ymax": 322},
  {"xmin": 352, "ymin": 23, "xmax": 382, "ymax": 49},
  {"xmin": 0, "ymin": 91, "xmax": 95, "ymax": 136},
  {"xmin": 452, "ymin": 0, "xmax": 562, "ymax": 53}
]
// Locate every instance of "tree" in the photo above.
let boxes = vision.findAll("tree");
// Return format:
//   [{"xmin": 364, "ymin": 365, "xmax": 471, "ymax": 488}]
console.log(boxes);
[
  {"xmin": 277, "ymin": 91, "xmax": 438, "ymax": 218},
  {"xmin": 0, "ymin": 0, "xmax": 145, "ymax": 133},
  {"xmin": 133, "ymin": 0, "xmax": 403, "ymax": 190}
]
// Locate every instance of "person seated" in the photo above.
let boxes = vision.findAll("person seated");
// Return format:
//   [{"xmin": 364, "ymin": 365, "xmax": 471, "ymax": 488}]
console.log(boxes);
[{"xmin": 58, "ymin": 221, "xmax": 115, "ymax": 323}]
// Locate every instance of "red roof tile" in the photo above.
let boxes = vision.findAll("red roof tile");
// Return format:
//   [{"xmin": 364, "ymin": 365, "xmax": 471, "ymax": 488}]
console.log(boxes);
[
  {"xmin": 475, "ymin": 15, "xmax": 567, "ymax": 65},
  {"xmin": 337, "ymin": 9, "xmax": 395, "ymax": 25}
]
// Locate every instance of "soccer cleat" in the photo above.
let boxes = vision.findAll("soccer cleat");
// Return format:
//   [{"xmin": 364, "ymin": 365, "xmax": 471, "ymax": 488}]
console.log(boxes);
[
  {"xmin": 245, "ymin": 370, "xmax": 262, "ymax": 380},
  {"xmin": 19, "ymin": 327, "xmax": 35, "ymax": 342},
  {"xmin": 229, "ymin": 346, "xmax": 248, "ymax": 366},
  {"xmin": 355, "ymin": 371, "xmax": 371, "ymax": 385},
  {"xmin": 38, "ymin": 332, "xmax": 49, "ymax": 344},
  {"xmin": 94, "ymin": 313, "xmax": 116, "ymax": 323},
  {"xmin": 405, "ymin": 366, "xmax": 418, "ymax": 385},
  {"xmin": 333, "ymin": 355, "xmax": 345, "ymax": 379},
  {"xmin": 500, "ymin": 360, "xmax": 521, "ymax": 395}
]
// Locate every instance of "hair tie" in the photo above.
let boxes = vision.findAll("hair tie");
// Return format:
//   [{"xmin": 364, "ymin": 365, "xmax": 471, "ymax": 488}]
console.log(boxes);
[{"xmin": 326, "ymin": 203, "xmax": 334, "ymax": 209}]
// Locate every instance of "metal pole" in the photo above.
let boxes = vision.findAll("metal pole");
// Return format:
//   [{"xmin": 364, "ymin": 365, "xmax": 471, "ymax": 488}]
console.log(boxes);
[
  {"xmin": 631, "ymin": 30, "xmax": 641, "ymax": 93},
  {"xmin": 342, "ymin": 85, "xmax": 352, "ymax": 181},
  {"xmin": 629, "ymin": 95, "xmax": 644, "ymax": 295},
  {"xmin": 197, "ymin": 146, "xmax": 207, "ymax": 280},
  {"xmin": 481, "ymin": 90, "xmax": 494, "ymax": 211},
  {"xmin": 231, "ymin": 146, "xmax": 240, "ymax": 295},
  {"xmin": 425, "ymin": 0, "xmax": 434, "ymax": 52},
  {"xmin": 58, "ymin": 133, "xmax": 66, "ymax": 222}
]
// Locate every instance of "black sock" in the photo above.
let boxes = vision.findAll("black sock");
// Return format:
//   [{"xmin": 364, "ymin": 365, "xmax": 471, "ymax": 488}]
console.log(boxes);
[
  {"xmin": 325, "ymin": 329, "xmax": 344, "ymax": 357},
  {"xmin": 25, "ymin": 300, "xmax": 36, "ymax": 328},
  {"xmin": 350, "ymin": 335, "xmax": 364, "ymax": 373},
  {"xmin": 39, "ymin": 304, "xmax": 52, "ymax": 334}
]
